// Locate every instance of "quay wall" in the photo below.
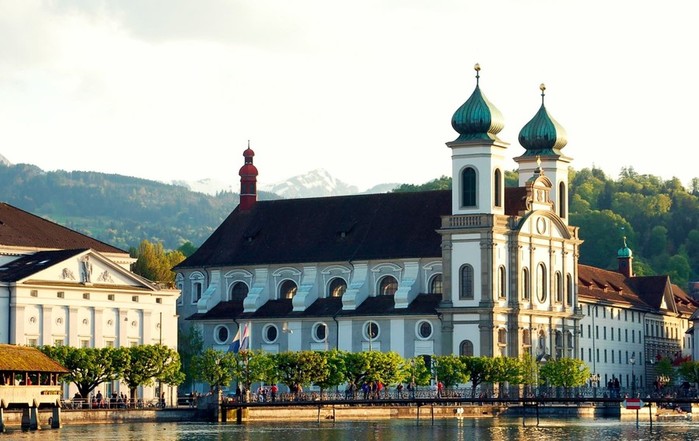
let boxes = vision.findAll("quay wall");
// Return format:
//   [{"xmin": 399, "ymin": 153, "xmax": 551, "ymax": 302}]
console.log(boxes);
[{"xmin": 1, "ymin": 408, "xmax": 199, "ymax": 429}]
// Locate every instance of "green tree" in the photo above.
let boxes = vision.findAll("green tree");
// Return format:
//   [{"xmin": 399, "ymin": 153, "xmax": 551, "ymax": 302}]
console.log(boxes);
[
  {"xmin": 40, "ymin": 346, "xmax": 128, "ymax": 399},
  {"xmin": 191, "ymin": 348, "xmax": 238, "ymax": 393},
  {"xmin": 488, "ymin": 357, "xmax": 523, "ymax": 397},
  {"xmin": 273, "ymin": 351, "xmax": 327, "ymax": 397},
  {"xmin": 234, "ymin": 350, "xmax": 272, "ymax": 391},
  {"xmin": 678, "ymin": 361, "xmax": 699, "ymax": 388},
  {"xmin": 178, "ymin": 325, "xmax": 204, "ymax": 391},
  {"xmin": 177, "ymin": 241, "xmax": 198, "ymax": 257},
  {"xmin": 655, "ymin": 357, "xmax": 678, "ymax": 387},
  {"xmin": 401, "ymin": 356, "xmax": 432, "ymax": 387},
  {"xmin": 433, "ymin": 355, "xmax": 468, "ymax": 389},
  {"xmin": 462, "ymin": 356, "xmax": 493, "ymax": 398},
  {"xmin": 314, "ymin": 350, "xmax": 347, "ymax": 397},
  {"xmin": 131, "ymin": 239, "xmax": 185, "ymax": 285},
  {"xmin": 539, "ymin": 358, "xmax": 590, "ymax": 396},
  {"xmin": 121, "ymin": 344, "xmax": 183, "ymax": 401}
]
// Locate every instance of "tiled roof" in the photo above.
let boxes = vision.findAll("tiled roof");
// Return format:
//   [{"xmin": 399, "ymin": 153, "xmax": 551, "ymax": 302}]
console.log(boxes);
[
  {"xmin": 578, "ymin": 264, "xmax": 698, "ymax": 315},
  {"xmin": 0, "ymin": 202, "xmax": 125, "ymax": 254},
  {"xmin": 0, "ymin": 344, "xmax": 69, "ymax": 373},
  {"xmin": 176, "ymin": 190, "xmax": 451, "ymax": 268},
  {"xmin": 0, "ymin": 249, "xmax": 84, "ymax": 282}
]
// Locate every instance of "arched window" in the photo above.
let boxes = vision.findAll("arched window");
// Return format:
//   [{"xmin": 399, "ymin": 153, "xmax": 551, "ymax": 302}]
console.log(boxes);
[
  {"xmin": 536, "ymin": 263, "xmax": 547, "ymax": 303},
  {"xmin": 462, "ymin": 167, "xmax": 477, "ymax": 207},
  {"xmin": 429, "ymin": 274, "xmax": 443, "ymax": 295},
  {"xmin": 497, "ymin": 266, "xmax": 506, "ymax": 299},
  {"xmin": 566, "ymin": 274, "xmax": 573, "ymax": 306},
  {"xmin": 460, "ymin": 340, "xmax": 474, "ymax": 357},
  {"xmin": 494, "ymin": 169, "xmax": 502, "ymax": 208},
  {"xmin": 559, "ymin": 182, "xmax": 566, "ymax": 219},
  {"xmin": 378, "ymin": 276, "xmax": 398, "ymax": 296},
  {"xmin": 521, "ymin": 268, "xmax": 530, "ymax": 300},
  {"xmin": 230, "ymin": 282, "xmax": 249, "ymax": 302},
  {"xmin": 554, "ymin": 272, "xmax": 562, "ymax": 303},
  {"xmin": 328, "ymin": 277, "xmax": 347, "ymax": 298},
  {"xmin": 279, "ymin": 280, "xmax": 298, "ymax": 300},
  {"xmin": 460, "ymin": 264, "xmax": 474, "ymax": 300}
]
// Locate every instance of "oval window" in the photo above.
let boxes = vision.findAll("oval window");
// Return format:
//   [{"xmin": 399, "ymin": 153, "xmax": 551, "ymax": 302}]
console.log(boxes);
[
  {"xmin": 313, "ymin": 323, "xmax": 327, "ymax": 342},
  {"xmin": 264, "ymin": 324, "xmax": 279, "ymax": 343},
  {"xmin": 417, "ymin": 321, "xmax": 433, "ymax": 339},
  {"xmin": 215, "ymin": 325, "xmax": 229, "ymax": 344}
]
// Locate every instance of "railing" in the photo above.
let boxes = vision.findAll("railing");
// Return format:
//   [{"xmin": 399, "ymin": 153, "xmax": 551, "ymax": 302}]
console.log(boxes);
[{"xmin": 60, "ymin": 397, "xmax": 167, "ymax": 410}]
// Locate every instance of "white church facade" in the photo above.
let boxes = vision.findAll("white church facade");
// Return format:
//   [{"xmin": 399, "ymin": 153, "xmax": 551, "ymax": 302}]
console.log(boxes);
[{"xmin": 175, "ymin": 67, "xmax": 696, "ymax": 392}]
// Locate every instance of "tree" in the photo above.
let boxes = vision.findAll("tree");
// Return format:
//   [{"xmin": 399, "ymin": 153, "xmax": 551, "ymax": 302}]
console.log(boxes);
[
  {"xmin": 401, "ymin": 356, "xmax": 432, "ymax": 387},
  {"xmin": 40, "ymin": 345, "xmax": 128, "ymax": 399},
  {"xmin": 488, "ymin": 357, "xmax": 523, "ymax": 397},
  {"xmin": 131, "ymin": 239, "xmax": 185, "ymax": 285},
  {"xmin": 539, "ymin": 357, "xmax": 590, "ymax": 396},
  {"xmin": 313, "ymin": 350, "xmax": 347, "ymax": 397},
  {"xmin": 462, "ymin": 356, "xmax": 493, "ymax": 398},
  {"xmin": 273, "ymin": 351, "xmax": 327, "ymax": 397},
  {"xmin": 191, "ymin": 348, "xmax": 238, "ymax": 393},
  {"xmin": 234, "ymin": 350, "xmax": 272, "ymax": 392},
  {"xmin": 178, "ymin": 325, "xmax": 204, "ymax": 391},
  {"xmin": 433, "ymin": 355, "xmax": 468, "ymax": 389},
  {"xmin": 121, "ymin": 344, "xmax": 183, "ymax": 401},
  {"xmin": 678, "ymin": 361, "xmax": 699, "ymax": 388}
]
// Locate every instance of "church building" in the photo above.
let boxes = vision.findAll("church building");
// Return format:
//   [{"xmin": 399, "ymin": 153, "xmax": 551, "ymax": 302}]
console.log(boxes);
[{"xmin": 175, "ymin": 65, "xmax": 696, "ymax": 392}]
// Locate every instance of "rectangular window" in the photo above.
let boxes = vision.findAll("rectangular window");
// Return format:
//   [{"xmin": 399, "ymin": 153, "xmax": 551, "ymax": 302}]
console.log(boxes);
[
  {"xmin": 587, "ymin": 325, "xmax": 591, "ymax": 337},
  {"xmin": 611, "ymin": 327, "xmax": 614, "ymax": 341},
  {"xmin": 588, "ymin": 348, "xmax": 592, "ymax": 362},
  {"xmin": 625, "ymin": 311, "xmax": 628, "ymax": 321},
  {"xmin": 604, "ymin": 349, "xmax": 608, "ymax": 363},
  {"xmin": 54, "ymin": 339, "xmax": 64, "ymax": 346},
  {"xmin": 596, "ymin": 348, "xmax": 599, "ymax": 363},
  {"xmin": 30, "ymin": 290, "xmax": 38, "ymax": 297},
  {"xmin": 156, "ymin": 298, "xmax": 162, "ymax": 304},
  {"xmin": 625, "ymin": 329, "xmax": 628, "ymax": 342},
  {"xmin": 132, "ymin": 296, "xmax": 139, "ymax": 302},
  {"xmin": 80, "ymin": 340, "xmax": 90, "ymax": 348},
  {"xmin": 595, "ymin": 326, "xmax": 599, "ymax": 339},
  {"xmin": 83, "ymin": 293, "xmax": 90, "ymax": 300},
  {"xmin": 612, "ymin": 351, "xmax": 615, "ymax": 363},
  {"xmin": 105, "ymin": 340, "xmax": 114, "ymax": 348},
  {"xmin": 618, "ymin": 328, "xmax": 621, "ymax": 341},
  {"xmin": 57, "ymin": 291, "xmax": 64, "ymax": 298},
  {"xmin": 603, "ymin": 327, "xmax": 607, "ymax": 339},
  {"xmin": 108, "ymin": 294, "xmax": 115, "ymax": 301}
]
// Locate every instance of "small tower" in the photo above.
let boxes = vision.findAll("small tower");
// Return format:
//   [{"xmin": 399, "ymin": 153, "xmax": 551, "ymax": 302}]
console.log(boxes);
[
  {"xmin": 617, "ymin": 236, "xmax": 634, "ymax": 278},
  {"xmin": 514, "ymin": 84, "xmax": 571, "ymax": 223},
  {"xmin": 446, "ymin": 64, "xmax": 509, "ymax": 216},
  {"xmin": 239, "ymin": 142, "xmax": 258, "ymax": 211}
]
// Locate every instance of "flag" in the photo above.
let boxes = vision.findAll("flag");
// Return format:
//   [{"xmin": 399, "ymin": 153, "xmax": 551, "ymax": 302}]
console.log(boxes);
[
  {"xmin": 240, "ymin": 322, "xmax": 250, "ymax": 351},
  {"xmin": 228, "ymin": 326, "xmax": 241, "ymax": 353}
]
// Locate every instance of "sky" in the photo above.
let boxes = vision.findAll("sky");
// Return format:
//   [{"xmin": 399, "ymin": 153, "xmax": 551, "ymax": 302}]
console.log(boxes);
[{"xmin": 1, "ymin": 1, "xmax": 698, "ymax": 192}]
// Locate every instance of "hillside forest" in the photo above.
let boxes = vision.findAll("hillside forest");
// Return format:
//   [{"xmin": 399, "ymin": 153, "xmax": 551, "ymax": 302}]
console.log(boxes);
[{"xmin": 2, "ymin": 163, "xmax": 698, "ymax": 291}]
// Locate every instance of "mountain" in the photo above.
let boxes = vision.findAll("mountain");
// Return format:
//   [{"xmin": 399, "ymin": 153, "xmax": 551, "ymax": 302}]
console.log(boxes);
[
  {"xmin": 0, "ymin": 162, "xmax": 396, "ymax": 251},
  {"xmin": 175, "ymin": 169, "xmax": 401, "ymax": 198}
]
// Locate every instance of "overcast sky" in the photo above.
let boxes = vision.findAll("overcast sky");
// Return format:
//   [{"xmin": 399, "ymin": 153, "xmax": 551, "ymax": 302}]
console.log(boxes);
[{"xmin": 1, "ymin": 1, "xmax": 697, "ymax": 191}]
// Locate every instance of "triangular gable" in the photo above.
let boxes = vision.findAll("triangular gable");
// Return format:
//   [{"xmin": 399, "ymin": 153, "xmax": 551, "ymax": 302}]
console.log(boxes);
[{"xmin": 5, "ymin": 249, "xmax": 157, "ymax": 291}]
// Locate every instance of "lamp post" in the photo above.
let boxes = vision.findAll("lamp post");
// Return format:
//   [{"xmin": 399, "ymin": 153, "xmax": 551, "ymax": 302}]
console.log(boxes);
[
  {"xmin": 538, "ymin": 356, "xmax": 547, "ymax": 397},
  {"xmin": 630, "ymin": 354, "xmax": 636, "ymax": 397},
  {"xmin": 591, "ymin": 373, "xmax": 600, "ymax": 398}
]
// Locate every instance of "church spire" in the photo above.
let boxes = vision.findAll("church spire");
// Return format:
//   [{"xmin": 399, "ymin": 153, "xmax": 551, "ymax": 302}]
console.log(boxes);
[{"xmin": 239, "ymin": 141, "xmax": 258, "ymax": 211}]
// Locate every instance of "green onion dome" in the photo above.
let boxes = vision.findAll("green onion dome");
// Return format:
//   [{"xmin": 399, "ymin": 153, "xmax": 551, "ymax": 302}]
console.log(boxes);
[
  {"xmin": 451, "ymin": 64, "xmax": 504, "ymax": 143},
  {"xmin": 618, "ymin": 237, "xmax": 633, "ymax": 258},
  {"xmin": 518, "ymin": 84, "xmax": 567, "ymax": 155}
]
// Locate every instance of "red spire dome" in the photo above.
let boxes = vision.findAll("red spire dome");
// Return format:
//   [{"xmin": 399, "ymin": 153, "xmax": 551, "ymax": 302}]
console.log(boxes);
[{"xmin": 239, "ymin": 141, "xmax": 258, "ymax": 210}]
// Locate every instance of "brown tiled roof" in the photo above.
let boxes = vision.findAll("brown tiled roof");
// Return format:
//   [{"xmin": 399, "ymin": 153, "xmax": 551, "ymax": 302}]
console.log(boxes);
[
  {"xmin": 0, "ymin": 202, "xmax": 125, "ymax": 254},
  {"xmin": 578, "ymin": 264, "xmax": 698, "ymax": 315},
  {"xmin": 0, "ymin": 344, "xmax": 69, "ymax": 373}
]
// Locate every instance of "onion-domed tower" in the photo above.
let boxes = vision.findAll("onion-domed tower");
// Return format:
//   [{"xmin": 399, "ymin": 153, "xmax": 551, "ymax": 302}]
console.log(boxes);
[
  {"xmin": 239, "ymin": 142, "xmax": 258, "ymax": 211},
  {"xmin": 514, "ymin": 84, "xmax": 572, "ymax": 223},
  {"xmin": 446, "ymin": 64, "xmax": 508, "ymax": 216}
]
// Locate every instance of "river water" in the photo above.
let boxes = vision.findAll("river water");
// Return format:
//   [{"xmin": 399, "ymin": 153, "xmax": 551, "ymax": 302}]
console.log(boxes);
[{"xmin": 6, "ymin": 417, "xmax": 699, "ymax": 440}]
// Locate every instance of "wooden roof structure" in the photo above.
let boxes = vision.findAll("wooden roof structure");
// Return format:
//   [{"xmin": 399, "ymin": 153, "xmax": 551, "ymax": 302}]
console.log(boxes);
[{"xmin": 0, "ymin": 344, "xmax": 69, "ymax": 373}]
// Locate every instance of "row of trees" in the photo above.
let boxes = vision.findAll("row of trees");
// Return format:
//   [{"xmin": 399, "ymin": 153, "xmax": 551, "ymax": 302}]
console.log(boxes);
[
  {"xmin": 39, "ymin": 344, "xmax": 183, "ymax": 400},
  {"xmin": 190, "ymin": 349, "xmax": 592, "ymax": 398}
]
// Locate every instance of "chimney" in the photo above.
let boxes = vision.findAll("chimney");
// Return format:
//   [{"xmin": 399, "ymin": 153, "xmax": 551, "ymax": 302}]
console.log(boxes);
[{"xmin": 239, "ymin": 142, "xmax": 258, "ymax": 211}]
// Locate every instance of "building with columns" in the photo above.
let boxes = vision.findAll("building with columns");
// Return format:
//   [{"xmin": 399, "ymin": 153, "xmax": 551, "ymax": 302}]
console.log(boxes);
[
  {"xmin": 176, "ymin": 66, "xmax": 696, "ymax": 392},
  {"xmin": 0, "ymin": 202, "xmax": 180, "ymax": 401}
]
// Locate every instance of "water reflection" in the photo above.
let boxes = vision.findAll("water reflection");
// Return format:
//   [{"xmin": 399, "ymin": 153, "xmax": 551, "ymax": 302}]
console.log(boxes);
[{"xmin": 5, "ymin": 418, "xmax": 699, "ymax": 441}]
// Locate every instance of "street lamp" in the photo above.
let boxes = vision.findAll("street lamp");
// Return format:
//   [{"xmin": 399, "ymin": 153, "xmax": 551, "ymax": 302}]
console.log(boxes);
[
  {"xmin": 629, "ymin": 354, "xmax": 636, "ymax": 397},
  {"xmin": 591, "ymin": 373, "xmax": 600, "ymax": 398}
]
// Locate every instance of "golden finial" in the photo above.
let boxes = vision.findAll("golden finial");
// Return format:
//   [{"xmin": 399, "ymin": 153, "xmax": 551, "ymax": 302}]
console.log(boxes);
[
  {"xmin": 474, "ymin": 63, "xmax": 481, "ymax": 85},
  {"xmin": 540, "ymin": 83, "xmax": 546, "ymax": 105},
  {"xmin": 536, "ymin": 155, "xmax": 542, "ymax": 168}
]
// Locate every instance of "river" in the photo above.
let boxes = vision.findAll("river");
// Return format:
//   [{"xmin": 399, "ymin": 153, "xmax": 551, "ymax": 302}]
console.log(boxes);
[{"xmin": 5, "ymin": 417, "xmax": 699, "ymax": 440}]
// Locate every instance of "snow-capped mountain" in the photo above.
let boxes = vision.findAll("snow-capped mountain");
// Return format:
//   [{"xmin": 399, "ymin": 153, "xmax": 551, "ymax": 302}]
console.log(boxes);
[{"xmin": 173, "ymin": 169, "xmax": 399, "ymax": 198}]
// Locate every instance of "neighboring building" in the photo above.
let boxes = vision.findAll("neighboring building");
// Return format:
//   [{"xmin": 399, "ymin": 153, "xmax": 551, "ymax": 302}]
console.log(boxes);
[
  {"xmin": 0, "ymin": 203, "xmax": 180, "ymax": 401},
  {"xmin": 175, "ymin": 67, "xmax": 697, "ymax": 393}
]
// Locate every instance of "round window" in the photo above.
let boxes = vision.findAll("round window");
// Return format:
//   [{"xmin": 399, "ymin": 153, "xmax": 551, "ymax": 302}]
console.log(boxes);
[
  {"xmin": 417, "ymin": 321, "xmax": 433, "ymax": 339},
  {"xmin": 264, "ymin": 324, "xmax": 279, "ymax": 343},
  {"xmin": 215, "ymin": 325, "xmax": 229, "ymax": 344},
  {"xmin": 365, "ymin": 321, "xmax": 380, "ymax": 341},
  {"xmin": 313, "ymin": 323, "xmax": 327, "ymax": 342}
]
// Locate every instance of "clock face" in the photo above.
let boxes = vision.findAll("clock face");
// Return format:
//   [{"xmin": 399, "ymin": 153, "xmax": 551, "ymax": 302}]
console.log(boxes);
[{"xmin": 536, "ymin": 217, "xmax": 547, "ymax": 235}]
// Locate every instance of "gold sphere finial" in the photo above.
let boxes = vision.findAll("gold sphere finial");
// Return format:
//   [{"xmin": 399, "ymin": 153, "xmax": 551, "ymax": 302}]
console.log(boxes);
[
  {"xmin": 539, "ymin": 83, "xmax": 546, "ymax": 92},
  {"xmin": 474, "ymin": 63, "xmax": 481, "ymax": 72}
]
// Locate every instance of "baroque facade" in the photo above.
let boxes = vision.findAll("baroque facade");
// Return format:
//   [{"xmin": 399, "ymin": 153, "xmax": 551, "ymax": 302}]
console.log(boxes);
[
  {"xmin": 176, "ymin": 67, "xmax": 696, "ymax": 392},
  {"xmin": 0, "ymin": 202, "xmax": 180, "ymax": 401}
]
